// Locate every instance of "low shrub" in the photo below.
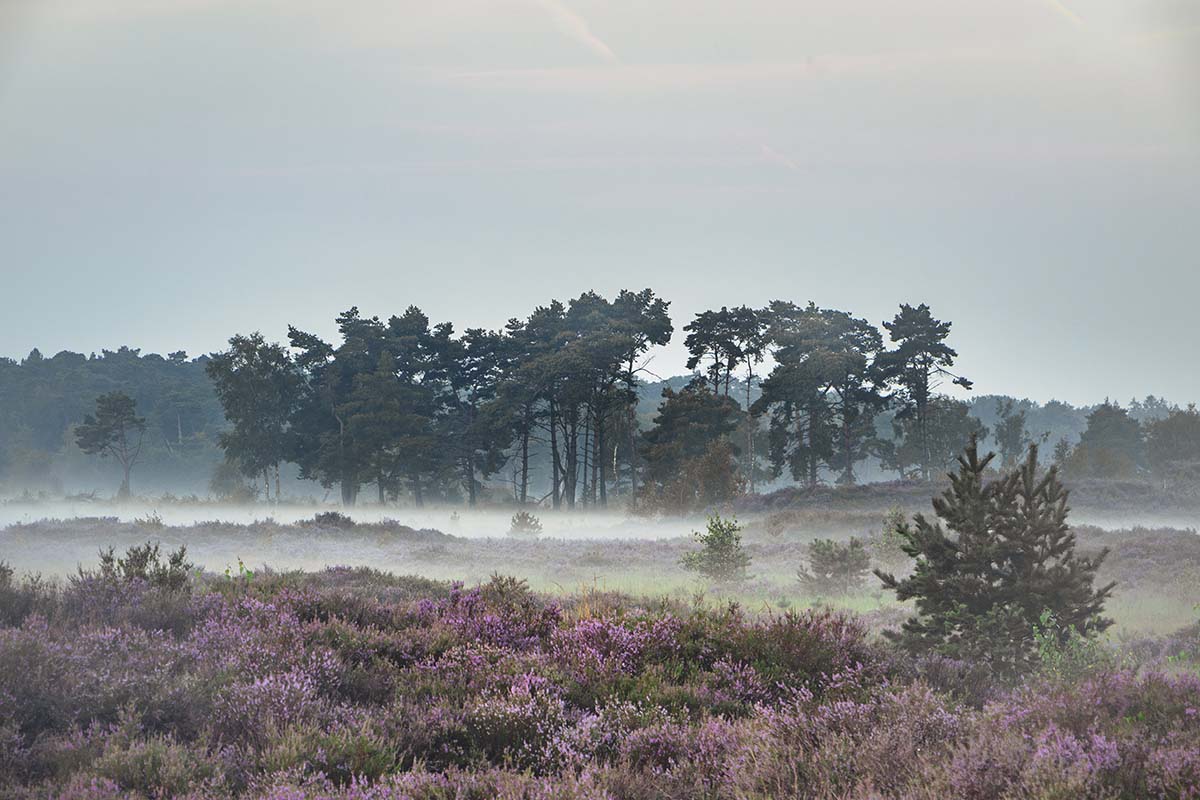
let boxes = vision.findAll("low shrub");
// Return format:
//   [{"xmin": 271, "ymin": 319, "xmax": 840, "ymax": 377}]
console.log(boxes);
[
  {"xmin": 680, "ymin": 514, "xmax": 751, "ymax": 582},
  {"xmin": 508, "ymin": 511, "xmax": 543, "ymax": 537},
  {"xmin": 796, "ymin": 537, "xmax": 871, "ymax": 596}
]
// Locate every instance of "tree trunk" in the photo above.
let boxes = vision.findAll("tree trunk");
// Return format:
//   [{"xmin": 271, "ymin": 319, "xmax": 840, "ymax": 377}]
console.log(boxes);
[
  {"xmin": 746, "ymin": 367, "xmax": 755, "ymax": 493},
  {"xmin": 565, "ymin": 412, "xmax": 578, "ymax": 509},
  {"xmin": 581, "ymin": 412, "xmax": 591, "ymax": 508},
  {"xmin": 466, "ymin": 453, "xmax": 477, "ymax": 507},
  {"xmin": 597, "ymin": 413, "xmax": 607, "ymax": 507},
  {"xmin": 275, "ymin": 464, "xmax": 282, "ymax": 504},
  {"xmin": 412, "ymin": 474, "xmax": 424, "ymax": 508},
  {"xmin": 118, "ymin": 464, "xmax": 132, "ymax": 500},
  {"xmin": 519, "ymin": 410, "xmax": 530, "ymax": 505},
  {"xmin": 627, "ymin": 402, "xmax": 638, "ymax": 509},
  {"xmin": 550, "ymin": 400, "xmax": 562, "ymax": 510}
]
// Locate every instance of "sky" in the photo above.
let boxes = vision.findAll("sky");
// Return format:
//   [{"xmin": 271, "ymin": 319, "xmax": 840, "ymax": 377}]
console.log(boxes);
[{"xmin": 0, "ymin": 0, "xmax": 1197, "ymax": 406}]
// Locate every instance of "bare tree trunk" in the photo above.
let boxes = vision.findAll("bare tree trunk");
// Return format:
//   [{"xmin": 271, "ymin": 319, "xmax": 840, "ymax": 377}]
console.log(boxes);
[
  {"xmin": 466, "ymin": 452, "xmax": 477, "ymax": 507},
  {"xmin": 550, "ymin": 400, "xmax": 562, "ymax": 509},
  {"xmin": 746, "ymin": 367, "xmax": 755, "ymax": 493},
  {"xmin": 580, "ymin": 411, "xmax": 590, "ymax": 508},
  {"xmin": 597, "ymin": 412, "xmax": 607, "ymax": 508},
  {"xmin": 565, "ymin": 412, "xmax": 578, "ymax": 509},
  {"xmin": 519, "ymin": 404, "xmax": 530, "ymax": 504},
  {"xmin": 627, "ymin": 402, "xmax": 638, "ymax": 508}
]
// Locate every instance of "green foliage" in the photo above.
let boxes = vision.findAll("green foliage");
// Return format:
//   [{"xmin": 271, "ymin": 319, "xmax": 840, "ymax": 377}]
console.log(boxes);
[
  {"xmin": 876, "ymin": 440, "xmax": 1115, "ymax": 676},
  {"xmin": 1145, "ymin": 404, "xmax": 1200, "ymax": 488},
  {"xmin": 877, "ymin": 303, "xmax": 972, "ymax": 481},
  {"xmin": 0, "ymin": 347, "xmax": 224, "ymax": 493},
  {"xmin": 0, "ymin": 562, "xmax": 49, "ymax": 627},
  {"xmin": 1033, "ymin": 609, "xmax": 1115, "ymax": 683},
  {"xmin": 1064, "ymin": 402, "xmax": 1144, "ymax": 479},
  {"xmin": 223, "ymin": 556, "xmax": 255, "ymax": 584},
  {"xmin": 206, "ymin": 332, "xmax": 301, "ymax": 503},
  {"xmin": 868, "ymin": 506, "xmax": 910, "ymax": 567},
  {"xmin": 993, "ymin": 398, "xmax": 1031, "ymax": 468},
  {"xmin": 89, "ymin": 542, "xmax": 194, "ymax": 593},
  {"xmin": 641, "ymin": 379, "xmax": 741, "ymax": 487},
  {"xmin": 881, "ymin": 395, "xmax": 988, "ymax": 481},
  {"xmin": 754, "ymin": 301, "xmax": 887, "ymax": 487},
  {"xmin": 797, "ymin": 537, "xmax": 871, "ymax": 595},
  {"xmin": 209, "ymin": 458, "xmax": 259, "ymax": 502},
  {"xmin": 681, "ymin": 514, "xmax": 751, "ymax": 582}
]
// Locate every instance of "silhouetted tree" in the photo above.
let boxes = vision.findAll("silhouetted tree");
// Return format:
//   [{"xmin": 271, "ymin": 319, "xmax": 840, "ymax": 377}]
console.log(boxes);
[
  {"xmin": 75, "ymin": 391, "xmax": 146, "ymax": 499},
  {"xmin": 1063, "ymin": 402, "xmax": 1143, "ymax": 479},
  {"xmin": 206, "ymin": 332, "xmax": 300, "ymax": 502},
  {"xmin": 993, "ymin": 398, "xmax": 1031, "ymax": 469},
  {"xmin": 754, "ymin": 302, "xmax": 885, "ymax": 486},
  {"xmin": 1144, "ymin": 404, "xmax": 1200, "ymax": 489},
  {"xmin": 878, "ymin": 303, "xmax": 972, "ymax": 481},
  {"xmin": 641, "ymin": 379, "xmax": 741, "ymax": 494},
  {"xmin": 882, "ymin": 396, "xmax": 987, "ymax": 480}
]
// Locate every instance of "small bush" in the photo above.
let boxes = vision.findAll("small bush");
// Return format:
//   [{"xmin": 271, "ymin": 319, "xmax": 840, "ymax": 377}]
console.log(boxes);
[
  {"xmin": 133, "ymin": 510, "xmax": 165, "ymax": 529},
  {"xmin": 681, "ymin": 514, "xmax": 751, "ymax": 582},
  {"xmin": 1033, "ymin": 609, "xmax": 1116, "ymax": 683},
  {"xmin": 313, "ymin": 510, "xmax": 356, "ymax": 528},
  {"xmin": 0, "ymin": 563, "xmax": 51, "ymax": 628},
  {"xmin": 508, "ymin": 510, "xmax": 543, "ymax": 537},
  {"xmin": 797, "ymin": 537, "xmax": 871, "ymax": 596},
  {"xmin": 868, "ymin": 506, "xmax": 911, "ymax": 566},
  {"xmin": 87, "ymin": 542, "xmax": 193, "ymax": 593}
]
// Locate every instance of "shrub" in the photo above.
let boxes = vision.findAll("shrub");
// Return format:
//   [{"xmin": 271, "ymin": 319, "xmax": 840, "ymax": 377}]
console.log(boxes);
[
  {"xmin": 85, "ymin": 542, "xmax": 194, "ymax": 593},
  {"xmin": 508, "ymin": 511, "xmax": 543, "ymax": 537},
  {"xmin": 877, "ymin": 441, "xmax": 1114, "ymax": 676},
  {"xmin": 868, "ymin": 505, "xmax": 910, "ymax": 566},
  {"xmin": 796, "ymin": 537, "xmax": 871, "ymax": 596},
  {"xmin": 313, "ymin": 510, "xmax": 356, "ymax": 528},
  {"xmin": 0, "ymin": 562, "xmax": 51, "ymax": 628},
  {"xmin": 1032, "ymin": 609, "xmax": 1116, "ymax": 683},
  {"xmin": 680, "ymin": 514, "xmax": 751, "ymax": 582}
]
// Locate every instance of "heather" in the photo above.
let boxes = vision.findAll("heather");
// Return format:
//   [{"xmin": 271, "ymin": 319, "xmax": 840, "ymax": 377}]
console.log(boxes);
[{"xmin": 0, "ymin": 555, "xmax": 1197, "ymax": 799}]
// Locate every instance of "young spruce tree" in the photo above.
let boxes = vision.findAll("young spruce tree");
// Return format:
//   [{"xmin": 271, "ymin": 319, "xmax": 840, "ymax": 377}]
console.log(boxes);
[{"xmin": 876, "ymin": 438, "xmax": 1114, "ymax": 675}]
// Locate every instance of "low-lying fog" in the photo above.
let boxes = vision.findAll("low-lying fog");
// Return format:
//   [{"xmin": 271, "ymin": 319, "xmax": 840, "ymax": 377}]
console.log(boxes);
[{"xmin": 0, "ymin": 501, "xmax": 702, "ymax": 541}]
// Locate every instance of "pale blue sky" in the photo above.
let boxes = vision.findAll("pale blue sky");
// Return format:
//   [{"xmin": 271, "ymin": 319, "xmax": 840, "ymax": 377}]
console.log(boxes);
[{"xmin": 0, "ymin": 0, "xmax": 1197, "ymax": 405}]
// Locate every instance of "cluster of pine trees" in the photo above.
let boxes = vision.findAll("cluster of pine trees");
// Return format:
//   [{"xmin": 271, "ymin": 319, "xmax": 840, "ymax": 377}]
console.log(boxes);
[
  {"xmin": 201, "ymin": 294, "xmax": 979, "ymax": 509},
  {"xmin": 7, "ymin": 292, "xmax": 1199, "ymax": 506}
]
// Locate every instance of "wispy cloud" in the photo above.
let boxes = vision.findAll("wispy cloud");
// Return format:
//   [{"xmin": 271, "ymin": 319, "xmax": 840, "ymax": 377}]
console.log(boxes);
[
  {"xmin": 758, "ymin": 143, "xmax": 799, "ymax": 171},
  {"xmin": 532, "ymin": 0, "xmax": 618, "ymax": 63},
  {"xmin": 1045, "ymin": 0, "xmax": 1084, "ymax": 27}
]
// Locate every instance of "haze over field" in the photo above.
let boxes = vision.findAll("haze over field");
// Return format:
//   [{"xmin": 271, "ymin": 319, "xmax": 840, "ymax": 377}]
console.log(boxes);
[
  {"xmin": 3, "ymin": 4, "xmax": 1200, "ymax": 797},
  {"xmin": 2, "ymin": 0, "xmax": 1199, "ymax": 404}
]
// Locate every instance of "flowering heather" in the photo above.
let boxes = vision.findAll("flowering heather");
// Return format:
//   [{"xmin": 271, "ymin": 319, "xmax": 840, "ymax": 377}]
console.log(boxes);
[{"xmin": 0, "ymin": 564, "xmax": 1197, "ymax": 798}]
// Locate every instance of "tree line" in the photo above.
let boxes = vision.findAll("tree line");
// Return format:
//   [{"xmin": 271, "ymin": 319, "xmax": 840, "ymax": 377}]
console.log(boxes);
[
  {"xmin": 199, "ymin": 293, "xmax": 982, "ymax": 508},
  {"xmin": 6, "ymin": 293, "xmax": 1200, "ymax": 505}
]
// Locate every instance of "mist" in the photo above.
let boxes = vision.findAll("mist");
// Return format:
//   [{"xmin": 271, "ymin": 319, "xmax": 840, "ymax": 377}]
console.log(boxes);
[{"xmin": 2, "ymin": 2, "xmax": 1200, "ymax": 796}]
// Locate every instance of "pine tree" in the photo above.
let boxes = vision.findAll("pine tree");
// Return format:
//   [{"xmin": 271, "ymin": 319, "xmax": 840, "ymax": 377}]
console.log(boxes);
[
  {"xmin": 75, "ymin": 391, "xmax": 147, "ymax": 499},
  {"xmin": 876, "ymin": 438, "xmax": 1114, "ymax": 675}
]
